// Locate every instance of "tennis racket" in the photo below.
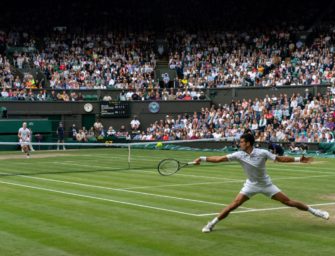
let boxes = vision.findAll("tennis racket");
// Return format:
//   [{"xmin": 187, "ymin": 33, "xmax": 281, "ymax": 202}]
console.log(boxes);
[{"xmin": 157, "ymin": 158, "xmax": 197, "ymax": 176}]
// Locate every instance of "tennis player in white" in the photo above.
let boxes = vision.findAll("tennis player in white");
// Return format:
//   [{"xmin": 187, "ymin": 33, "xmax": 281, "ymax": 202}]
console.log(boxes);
[
  {"xmin": 18, "ymin": 122, "xmax": 31, "ymax": 158},
  {"xmin": 194, "ymin": 133, "xmax": 330, "ymax": 233}
]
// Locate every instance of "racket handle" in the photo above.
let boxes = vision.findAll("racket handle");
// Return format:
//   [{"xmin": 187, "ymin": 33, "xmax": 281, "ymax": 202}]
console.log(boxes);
[{"xmin": 187, "ymin": 162, "xmax": 197, "ymax": 165}]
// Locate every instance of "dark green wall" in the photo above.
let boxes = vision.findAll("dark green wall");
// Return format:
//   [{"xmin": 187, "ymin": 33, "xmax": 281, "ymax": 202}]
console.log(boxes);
[
  {"xmin": 0, "ymin": 101, "xmax": 211, "ymax": 136},
  {"xmin": 0, "ymin": 84, "xmax": 329, "ymax": 138},
  {"xmin": 209, "ymin": 85, "xmax": 328, "ymax": 105}
]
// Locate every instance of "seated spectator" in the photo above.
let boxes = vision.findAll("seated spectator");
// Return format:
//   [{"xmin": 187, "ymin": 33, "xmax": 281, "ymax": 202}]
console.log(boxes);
[
  {"xmin": 199, "ymin": 91, "xmax": 206, "ymax": 100},
  {"xmin": 106, "ymin": 126, "xmax": 116, "ymax": 136},
  {"xmin": 26, "ymin": 90, "xmax": 36, "ymax": 101},
  {"xmin": 17, "ymin": 90, "xmax": 26, "ymax": 100},
  {"xmin": 289, "ymin": 142, "xmax": 303, "ymax": 153},
  {"xmin": 86, "ymin": 127, "xmax": 96, "ymax": 141},
  {"xmin": 168, "ymin": 89, "xmax": 176, "ymax": 100},
  {"xmin": 93, "ymin": 119, "xmax": 104, "ymax": 136},
  {"xmin": 130, "ymin": 116, "xmax": 141, "ymax": 131},
  {"xmin": 36, "ymin": 90, "xmax": 47, "ymax": 101},
  {"xmin": 70, "ymin": 124, "xmax": 77, "ymax": 140},
  {"xmin": 183, "ymin": 91, "xmax": 192, "ymax": 101},
  {"xmin": 76, "ymin": 129, "xmax": 87, "ymax": 142},
  {"xmin": 102, "ymin": 95, "xmax": 112, "ymax": 101},
  {"xmin": 162, "ymin": 133, "xmax": 170, "ymax": 141},
  {"xmin": 1, "ymin": 88, "xmax": 9, "ymax": 98},
  {"xmin": 119, "ymin": 91, "xmax": 126, "ymax": 101},
  {"xmin": 176, "ymin": 89, "xmax": 184, "ymax": 100},
  {"xmin": 327, "ymin": 132, "xmax": 335, "ymax": 143},
  {"xmin": 268, "ymin": 143, "xmax": 284, "ymax": 156},
  {"xmin": 161, "ymin": 89, "xmax": 169, "ymax": 100},
  {"xmin": 116, "ymin": 125, "xmax": 128, "ymax": 138}
]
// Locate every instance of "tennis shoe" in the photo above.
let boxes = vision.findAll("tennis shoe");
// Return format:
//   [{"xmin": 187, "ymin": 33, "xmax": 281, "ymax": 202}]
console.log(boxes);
[
  {"xmin": 313, "ymin": 209, "xmax": 330, "ymax": 220},
  {"xmin": 202, "ymin": 222, "xmax": 214, "ymax": 233}
]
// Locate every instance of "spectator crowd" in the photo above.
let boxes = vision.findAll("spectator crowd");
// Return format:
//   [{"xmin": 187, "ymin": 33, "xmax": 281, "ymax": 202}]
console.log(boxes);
[
  {"xmin": 2, "ymin": 0, "xmax": 334, "ymax": 146},
  {"xmin": 69, "ymin": 88, "xmax": 335, "ymax": 144},
  {"xmin": 129, "ymin": 91, "xmax": 335, "ymax": 143},
  {"xmin": 168, "ymin": 27, "xmax": 335, "ymax": 88},
  {"xmin": 2, "ymin": 23, "xmax": 335, "ymax": 97}
]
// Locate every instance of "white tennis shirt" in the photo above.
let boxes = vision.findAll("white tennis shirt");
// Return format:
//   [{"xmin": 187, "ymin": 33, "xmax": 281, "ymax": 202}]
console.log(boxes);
[
  {"xmin": 18, "ymin": 127, "xmax": 31, "ymax": 141},
  {"xmin": 227, "ymin": 148, "xmax": 277, "ymax": 186}
]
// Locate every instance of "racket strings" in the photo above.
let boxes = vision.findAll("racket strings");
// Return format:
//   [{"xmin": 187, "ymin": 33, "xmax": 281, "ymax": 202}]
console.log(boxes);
[{"xmin": 158, "ymin": 159, "xmax": 179, "ymax": 175}]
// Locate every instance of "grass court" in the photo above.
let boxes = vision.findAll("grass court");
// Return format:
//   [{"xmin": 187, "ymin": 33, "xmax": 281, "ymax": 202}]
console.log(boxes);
[{"xmin": 0, "ymin": 148, "xmax": 333, "ymax": 256}]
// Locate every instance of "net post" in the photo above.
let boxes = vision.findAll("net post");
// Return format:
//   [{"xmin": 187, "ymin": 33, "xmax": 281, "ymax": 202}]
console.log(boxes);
[{"xmin": 128, "ymin": 144, "xmax": 131, "ymax": 169}]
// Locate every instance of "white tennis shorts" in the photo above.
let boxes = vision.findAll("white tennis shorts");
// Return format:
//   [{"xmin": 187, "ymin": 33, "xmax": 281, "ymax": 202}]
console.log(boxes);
[
  {"xmin": 240, "ymin": 181, "xmax": 281, "ymax": 198},
  {"xmin": 20, "ymin": 139, "xmax": 29, "ymax": 146}
]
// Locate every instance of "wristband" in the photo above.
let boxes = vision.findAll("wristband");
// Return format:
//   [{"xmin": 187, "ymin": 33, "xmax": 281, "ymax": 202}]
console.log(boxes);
[
  {"xmin": 200, "ymin": 156, "xmax": 207, "ymax": 162},
  {"xmin": 294, "ymin": 157, "xmax": 300, "ymax": 162}
]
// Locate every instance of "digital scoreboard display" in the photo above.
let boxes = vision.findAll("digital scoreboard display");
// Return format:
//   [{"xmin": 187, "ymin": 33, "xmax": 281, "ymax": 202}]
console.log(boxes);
[{"xmin": 100, "ymin": 101, "xmax": 130, "ymax": 117}]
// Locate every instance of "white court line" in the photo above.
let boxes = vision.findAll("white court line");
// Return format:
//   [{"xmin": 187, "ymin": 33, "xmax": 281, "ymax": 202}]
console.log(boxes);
[
  {"xmin": 50, "ymin": 161, "xmax": 243, "ymax": 182},
  {"xmin": 3, "ymin": 162, "xmax": 334, "ymax": 216},
  {"xmin": 84, "ymin": 157, "xmax": 335, "ymax": 175},
  {"xmin": 87, "ymin": 154, "xmax": 237, "ymax": 165},
  {"xmin": 297, "ymin": 166, "xmax": 335, "ymax": 171},
  {"xmin": 0, "ymin": 171, "xmax": 333, "ymax": 217},
  {"xmin": 0, "ymin": 179, "xmax": 199, "ymax": 217},
  {"xmin": 119, "ymin": 180, "xmax": 242, "ymax": 189},
  {"xmin": 3, "ymin": 168, "xmax": 332, "ymax": 210},
  {"xmin": 81, "ymin": 153, "xmax": 335, "ymax": 170},
  {"xmin": 19, "ymin": 154, "xmax": 334, "ymax": 177},
  {"xmin": 64, "ymin": 161, "xmax": 335, "ymax": 180},
  {"xmin": 56, "ymin": 156, "xmax": 335, "ymax": 175},
  {"xmin": 6, "ymin": 160, "xmax": 335, "ymax": 191},
  {"xmin": 273, "ymin": 163, "xmax": 334, "ymax": 170},
  {"xmin": 17, "ymin": 160, "xmax": 335, "ymax": 179},
  {"xmin": 0, "ymin": 170, "xmax": 249, "ymax": 208},
  {"xmin": 80, "ymin": 153, "xmax": 229, "ymax": 161},
  {"xmin": 268, "ymin": 167, "xmax": 335, "ymax": 175},
  {"xmin": 21, "ymin": 159, "xmax": 335, "ymax": 186},
  {"xmin": 7, "ymin": 166, "xmax": 334, "ymax": 201},
  {"xmin": 123, "ymin": 173, "xmax": 335, "ymax": 189},
  {"xmin": 198, "ymin": 202, "xmax": 335, "ymax": 216},
  {"xmin": 272, "ymin": 174, "xmax": 335, "ymax": 181},
  {"xmin": 15, "ymin": 151, "xmax": 334, "ymax": 172},
  {"xmin": 0, "ymin": 166, "xmax": 243, "ymax": 189}
]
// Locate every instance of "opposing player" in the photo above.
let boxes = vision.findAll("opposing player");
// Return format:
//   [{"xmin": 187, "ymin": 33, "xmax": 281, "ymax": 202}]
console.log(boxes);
[
  {"xmin": 18, "ymin": 122, "xmax": 31, "ymax": 158},
  {"xmin": 194, "ymin": 133, "xmax": 330, "ymax": 233}
]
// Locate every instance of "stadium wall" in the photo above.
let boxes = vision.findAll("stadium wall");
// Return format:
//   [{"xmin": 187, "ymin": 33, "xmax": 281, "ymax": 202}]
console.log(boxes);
[
  {"xmin": 209, "ymin": 84, "xmax": 329, "ymax": 105},
  {"xmin": 0, "ymin": 84, "xmax": 330, "ymax": 140},
  {"xmin": 0, "ymin": 101, "xmax": 211, "ymax": 135}
]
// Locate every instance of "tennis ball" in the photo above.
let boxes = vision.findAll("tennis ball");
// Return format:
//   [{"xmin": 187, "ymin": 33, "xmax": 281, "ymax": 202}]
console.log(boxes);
[{"xmin": 156, "ymin": 142, "xmax": 163, "ymax": 148}]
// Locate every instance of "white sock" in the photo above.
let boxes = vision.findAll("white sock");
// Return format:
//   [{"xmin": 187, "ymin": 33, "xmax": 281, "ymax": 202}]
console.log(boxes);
[
  {"xmin": 209, "ymin": 217, "xmax": 219, "ymax": 226},
  {"xmin": 308, "ymin": 207, "xmax": 317, "ymax": 214}
]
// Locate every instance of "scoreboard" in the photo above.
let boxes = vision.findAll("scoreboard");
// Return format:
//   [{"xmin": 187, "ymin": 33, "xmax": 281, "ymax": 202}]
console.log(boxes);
[{"xmin": 100, "ymin": 101, "xmax": 130, "ymax": 117}]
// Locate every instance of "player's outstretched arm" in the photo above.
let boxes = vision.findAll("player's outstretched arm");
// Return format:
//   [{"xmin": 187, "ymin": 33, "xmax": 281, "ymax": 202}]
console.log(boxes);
[
  {"xmin": 194, "ymin": 156, "xmax": 229, "ymax": 165},
  {"xmin": 276, "ymin": 155, "xmax": 313, "ymax": 163}
]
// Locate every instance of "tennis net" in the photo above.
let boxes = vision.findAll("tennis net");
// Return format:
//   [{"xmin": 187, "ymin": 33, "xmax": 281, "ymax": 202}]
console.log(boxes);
[{"xmin": 0, "ymin": 139, "xmax": 228, "ymax": 176}]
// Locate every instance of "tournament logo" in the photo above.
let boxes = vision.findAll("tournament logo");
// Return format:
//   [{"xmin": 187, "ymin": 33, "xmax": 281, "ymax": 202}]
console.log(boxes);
[{"xmin": 148, "ymin": 101, "xmax": 160, "ymax": 113}]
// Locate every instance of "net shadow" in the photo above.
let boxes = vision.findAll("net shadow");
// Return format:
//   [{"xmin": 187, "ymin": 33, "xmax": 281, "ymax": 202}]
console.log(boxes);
[{"xmin": 0, "ymin": 165, "xmax": 156, "ymax": 178}]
